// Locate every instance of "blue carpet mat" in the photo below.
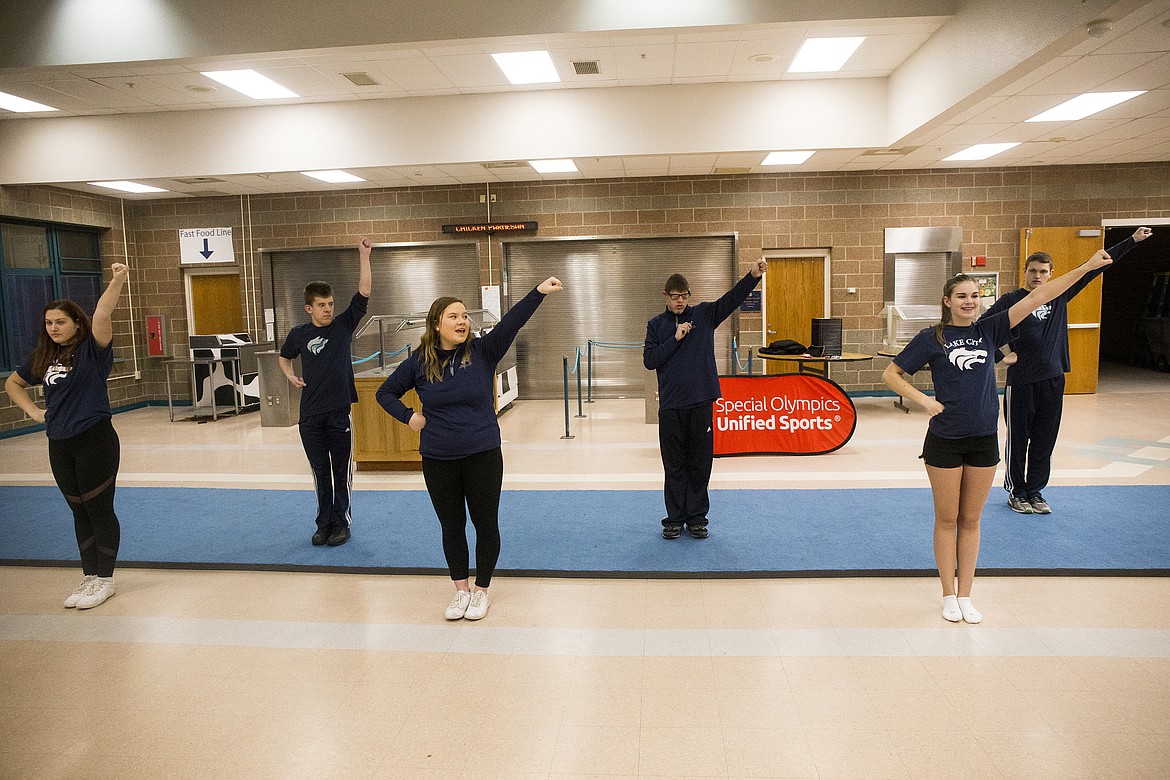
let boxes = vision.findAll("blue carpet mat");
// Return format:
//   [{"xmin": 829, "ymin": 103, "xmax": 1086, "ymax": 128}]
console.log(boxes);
[{"xmin": 1, "ymin": 485, "xmax": 1167, "ymax": 576}]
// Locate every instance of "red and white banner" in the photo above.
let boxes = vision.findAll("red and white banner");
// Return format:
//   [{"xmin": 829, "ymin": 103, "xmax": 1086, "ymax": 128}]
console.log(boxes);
[{"xmin": 713, "ymin": 374, "xmax": 857, "ymax": 456}]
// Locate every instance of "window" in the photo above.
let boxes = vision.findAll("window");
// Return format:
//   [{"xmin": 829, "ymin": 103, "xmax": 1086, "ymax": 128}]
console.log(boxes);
[{"xmin": 0, "ymin": 220, "xmax": 104, "ymax": 372}]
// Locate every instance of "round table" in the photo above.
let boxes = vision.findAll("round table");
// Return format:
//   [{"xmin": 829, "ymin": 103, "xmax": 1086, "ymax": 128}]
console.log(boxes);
[{"xmin": 753, "ymin": 350, "xmax": 874, "ymax": 381}]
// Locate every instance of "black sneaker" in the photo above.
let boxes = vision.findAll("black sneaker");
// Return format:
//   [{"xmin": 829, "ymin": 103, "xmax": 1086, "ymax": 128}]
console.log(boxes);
[
  {"xmin": 326, "ymin": 525, "xmax": 351, "ymax": 546},
  {"xmin": 687, "ymin": 524, "xmax": 709, "ymax": 539},
  {"xmin": 662, "ymin": 525, "xmax": 682, "ymax": 539},
  {"xmin": 312, "ymin": 527, "xmax": 330, "ymax": 545}
]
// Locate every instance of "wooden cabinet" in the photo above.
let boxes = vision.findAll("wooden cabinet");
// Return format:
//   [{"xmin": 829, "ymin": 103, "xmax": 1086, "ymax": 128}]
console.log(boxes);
[{"xmin": 353, "ymin": 376, "xmax": 421, "ymax": 467}]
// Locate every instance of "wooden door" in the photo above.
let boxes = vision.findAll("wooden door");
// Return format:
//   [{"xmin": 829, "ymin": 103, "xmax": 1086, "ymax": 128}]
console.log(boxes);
[
  {"xmin": 190, "ymin": 273, "xmax": 244, "ymax": 334},
  {"xmin": 1018, "ymin": 227, "xmax": 1103, "ymax": 394},
  {"xmin": 764, "ymin": 254, "xmax": 825, "ymax": 374}
]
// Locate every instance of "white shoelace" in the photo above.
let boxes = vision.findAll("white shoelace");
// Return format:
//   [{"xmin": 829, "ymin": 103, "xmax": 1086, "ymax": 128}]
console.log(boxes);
[
  {"xmin": 80, "ymin": 577, "xmax": 107, "ymax": 596},
  {"xmin": 71, "ymin": 575, "xmax": 97, "ymax": 596}
]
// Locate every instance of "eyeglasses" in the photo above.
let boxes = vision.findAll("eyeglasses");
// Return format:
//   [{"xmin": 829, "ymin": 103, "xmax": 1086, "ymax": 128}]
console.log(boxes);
[{"xmin": 666, "ymin": 292, "xmax": 691, "ymax": 301}]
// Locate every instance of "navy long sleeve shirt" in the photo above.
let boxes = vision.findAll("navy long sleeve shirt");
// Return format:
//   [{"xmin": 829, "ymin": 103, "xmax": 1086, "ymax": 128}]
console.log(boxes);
[
  {"xmin": 643, "ymin": 271, "xmax": 761, "ymax": 411},
  {"xmin": 376, "ymin": 286, "xmax": 547, "ymax": 459},
  {"xmin": 984, "ymin": 237, "xmax": 1136, "ymax": 385}
]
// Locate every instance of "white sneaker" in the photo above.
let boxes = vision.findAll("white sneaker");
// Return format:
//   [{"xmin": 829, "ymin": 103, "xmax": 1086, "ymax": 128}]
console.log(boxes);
[
  {"xmin": 464, "ymin": 590, "xmax": 490, "ymax": 621},
  {"xmin": 76, "ymin": 577, "xmax": 116, "ymax": 610},
  {"xmin": 444, "ymin": 590, "xmax": 472, "ymax": 620},
  {"xmin": 64, "ymin": 575, "xmax": 96, "ymax": 608}
]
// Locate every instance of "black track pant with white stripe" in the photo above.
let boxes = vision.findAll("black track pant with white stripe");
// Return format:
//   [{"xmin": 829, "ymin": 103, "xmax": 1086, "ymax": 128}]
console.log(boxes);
[
  {"xmin": 299, "ymin": 408, "xmax": 354, "ymax": 529},
  {"xmin": 1003, "ymin": 375, "xmax": 1064, "ymax": 499},
  {"xmin": 48, "ymin": 418, "xmax": 121, "ymax": 578}
]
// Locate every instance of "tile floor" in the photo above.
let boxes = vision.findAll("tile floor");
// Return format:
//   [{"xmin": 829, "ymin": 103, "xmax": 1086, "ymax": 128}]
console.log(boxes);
[{"xmin": 1, "ymin": 363, "xmax": 1168, "ymax": 778}]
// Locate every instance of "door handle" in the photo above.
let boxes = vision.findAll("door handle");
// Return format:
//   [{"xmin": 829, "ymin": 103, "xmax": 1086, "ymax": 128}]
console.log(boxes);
[{"xmin": 767, "ymin": 329, "xmax": 777, "ymax": 334}]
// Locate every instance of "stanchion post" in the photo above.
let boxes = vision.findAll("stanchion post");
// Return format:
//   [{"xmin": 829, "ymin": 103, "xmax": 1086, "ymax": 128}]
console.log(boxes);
[
  {"xmin": 561, "ymin": 355, "xmax": 574, "ymax": 439},
  {"xmin": 586, "ymin": 340, "xmax": 594, "ymax": 403},
  {"xmin": 575, "ymin": 349, "xmax": 585, "ymax": 418}
]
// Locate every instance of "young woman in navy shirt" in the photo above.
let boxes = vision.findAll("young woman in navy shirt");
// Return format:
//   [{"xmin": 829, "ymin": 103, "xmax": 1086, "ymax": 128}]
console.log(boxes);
[
  {"xmin": 377, "ymin": 277, "xmax": 563, "ymax": 620},
  {"xmin": 5, "ymin": 262, "xmax": 130, "ymax": 609},
  {"xmin": 882, "ymin": 249, "xmax": 1112, "ymax": 623}
]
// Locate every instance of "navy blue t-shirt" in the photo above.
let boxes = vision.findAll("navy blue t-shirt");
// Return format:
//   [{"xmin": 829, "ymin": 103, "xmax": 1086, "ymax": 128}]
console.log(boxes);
[
  {"xmin": 376, "ymin": 287, "xmax": 546, "ymax": 459},
  {"xmin": 983, "ymin": 236, "xmax": 1136, "ymax": 385},
  {"xmin": 643, "ymin": 271, "xmax": 761, "ymax": 411},
  {"xmin": 17, "ymin": 335, "xmax": 114, "ymax": 440},
  {"xmin": 893, "ymin": 313, "xmax": 1012, "ymax": 439},
  {"xmin": 279, "ymin": 292, "xmax": 368, "ymax": 418}
]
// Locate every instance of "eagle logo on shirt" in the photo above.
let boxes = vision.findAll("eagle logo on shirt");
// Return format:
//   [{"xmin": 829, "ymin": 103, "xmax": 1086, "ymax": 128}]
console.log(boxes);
[
  {"xmin": 1032, "ymin": 304, "xmax": 1052, "ymax": 322},
  {"xmin": 43, "ymin": 363, "xmax": 70, "ymax": 386},
  {"xmin": 947, "ymin": 347, "xmax": 987, "ymax": 371},
  {"xmin": 306, "ymin": 337, "xmax": 328, "ymax": 355}
]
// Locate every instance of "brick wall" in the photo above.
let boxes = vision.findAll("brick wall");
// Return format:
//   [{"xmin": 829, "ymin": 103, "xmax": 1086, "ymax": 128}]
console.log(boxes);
[
  {"xmin": 0, "ymin": 186, "xmax": 142, "ymax": 434},
  {"xmin": 3, "ymin": 161, "xmax": 1168, "ymax": 433}
]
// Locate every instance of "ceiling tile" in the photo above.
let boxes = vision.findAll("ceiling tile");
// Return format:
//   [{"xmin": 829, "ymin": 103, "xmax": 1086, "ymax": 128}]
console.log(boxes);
[
  {"xmin": 673, "ymin": 41, "xmax": 739, "ymax": 79},
  {"xmin": 1018, "ymin": 52, "xmax": 1162, "ymax": 96}
]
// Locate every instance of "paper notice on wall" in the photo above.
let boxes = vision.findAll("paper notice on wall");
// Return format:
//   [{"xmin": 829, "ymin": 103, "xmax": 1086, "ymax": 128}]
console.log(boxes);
[{"xmin": 481, "ymin": 285, "xmax": 501, "ymax": 320}]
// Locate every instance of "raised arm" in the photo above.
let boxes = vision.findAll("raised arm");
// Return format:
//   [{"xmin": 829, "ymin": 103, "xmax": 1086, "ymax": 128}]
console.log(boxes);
[
  {"xmin": 710, "ymin": 259, "xmax": 767, "ymax": 325},
  {"xmin": 357, "ymin": 237, "xmax": 372, "ymax": 297},
  {"xmin": 91, "ymin": 262, "xmax": 129, "ymax": 349},
  {"xmin": 1007, "ymin": 249, "xmax": 1113, "ymax": 328},
  {"xmin": 478, "ymin": 278, "xmax": 562, "ymax": 365}
]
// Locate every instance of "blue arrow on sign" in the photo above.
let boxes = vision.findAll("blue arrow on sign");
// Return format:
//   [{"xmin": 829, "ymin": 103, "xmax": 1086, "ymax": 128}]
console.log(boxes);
[{"xmin": 200, "ymin": 239, "xmax": 214, "ymax": 259}]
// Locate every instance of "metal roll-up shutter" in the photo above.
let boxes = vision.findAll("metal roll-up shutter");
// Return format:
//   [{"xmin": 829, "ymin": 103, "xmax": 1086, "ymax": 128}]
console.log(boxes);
[
  {"xmin": 503, "ymin": 235, "xmax": 737, "ymax": 399},
  {"xmin": 267, "ymin": 242, "xmax": 480, "ymax": 361},
  {"xmin": 893, "ymin": 251, "xmax": 950, "ymax": 341}
]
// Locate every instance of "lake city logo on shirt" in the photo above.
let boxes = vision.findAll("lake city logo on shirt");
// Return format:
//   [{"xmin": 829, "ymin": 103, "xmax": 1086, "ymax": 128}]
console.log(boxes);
[
  {"xmin": 947, "ymin": 346, "xmax": 988, "ymax": 371},
  {"xmin": 306, "ymin": 336, "xmax": 328, "ymax": 355},
  {"xmin": 1032, "ymin": 303, "xmax": 1052, "ymax": 322},
  {"xmin": 43, "ymin": 362, "xmax": 70, "ymax": 386}
]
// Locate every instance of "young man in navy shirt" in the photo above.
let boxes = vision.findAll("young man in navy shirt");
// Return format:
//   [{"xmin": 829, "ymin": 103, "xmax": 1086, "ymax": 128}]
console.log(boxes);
[
  {"xmin": 279, "ymin": 237, "xmax": 373, "ymax": 546},
  {"xmin": 985, "ymin": 226, "xmax": 1152, "ymax": 515},
  {"xmin": 644, "ymin": 259, "xmax": 766, "ymax": 539}
]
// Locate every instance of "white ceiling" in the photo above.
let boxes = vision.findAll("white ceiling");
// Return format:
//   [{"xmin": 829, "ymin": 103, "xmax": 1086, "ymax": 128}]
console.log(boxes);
[{"xmin": 0, "ymin": 0, "xmax": 1168, "ymax": 198}]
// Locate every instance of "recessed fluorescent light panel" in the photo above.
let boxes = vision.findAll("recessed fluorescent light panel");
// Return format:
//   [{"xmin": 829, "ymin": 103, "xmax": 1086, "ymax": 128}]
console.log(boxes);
[
  {"xmin": 943, "ymin": 142, "xmax": 1020, "ymax": 161},
  {"xmin": 88, "ymin": 181, "xmax": 169, "ymax": 193},
  {"xmin": 200, "ymin": 70, "xmax": 298, "ymax": 99},
  {"xmin": 788, "ymin": 37, "xmax": 865, "ymax": 73},
  {"xmin": 301, "ymin": 170, "xmax": 366, "ymax": 183},
  {"xmin": 762, "ymin": 151, "xmax": 815, "ymax": 166},
  {"xmin": 492, "ymin": 51, "xmax": 561, "ymax": 85},
  {"xmin": 0, "ymin": 91, "xmax": 59, "ymax": 113},
  {"xmin": 529, "ymin": 159, "xmax": 578, "ymax": 174},
  {"xmin": 1025, "ymin": 91, "xmax": 1146, "ymax": 122}
]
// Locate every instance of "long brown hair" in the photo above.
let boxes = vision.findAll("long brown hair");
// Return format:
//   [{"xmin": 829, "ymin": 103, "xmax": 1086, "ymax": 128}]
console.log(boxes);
[
  {"xmin": 418, "ymin": 296, "xmax": 475, "ymax": 383},
  {"xmin": 933, "ymin": 273, "xmax": 977, "ymax": 345},
  {"xmin": 31, "ymin": 300, "xmax": 92, "ymax": 377}
]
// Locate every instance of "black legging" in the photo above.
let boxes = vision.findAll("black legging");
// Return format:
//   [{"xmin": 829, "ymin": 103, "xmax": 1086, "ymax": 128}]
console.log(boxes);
[
  {"xmin": 47, "ymin": 418, "xmax": 121, "ymax": 578},
  {"xmin": 421, "ymin": 447, "xmax": 504, "ymax": 588}
]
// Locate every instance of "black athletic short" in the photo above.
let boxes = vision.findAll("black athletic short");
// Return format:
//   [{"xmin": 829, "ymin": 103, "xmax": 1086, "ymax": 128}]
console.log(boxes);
[{"xmin": 920, "ymin": 430, "xmax": 1000, "ymax": 469}]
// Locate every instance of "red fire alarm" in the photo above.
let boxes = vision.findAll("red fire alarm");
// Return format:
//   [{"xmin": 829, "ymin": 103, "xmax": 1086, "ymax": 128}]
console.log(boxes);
[
  {"xmin": 970, "ymin": 255, "xmax": 987, "ymax": 267},
  {"xmin": 146, "ymin": 315, "xmax": 167, "ymax": 357}
]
